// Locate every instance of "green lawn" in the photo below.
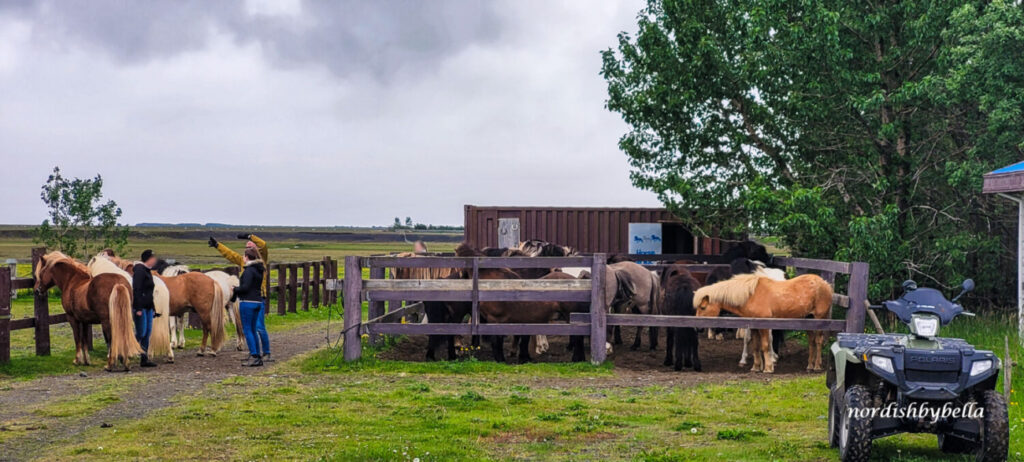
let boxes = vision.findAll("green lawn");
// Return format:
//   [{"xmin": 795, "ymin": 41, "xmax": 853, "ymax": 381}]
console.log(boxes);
[{"xmin": 32, "ymin": 311, "xmax": 1024, "ymax": 461}]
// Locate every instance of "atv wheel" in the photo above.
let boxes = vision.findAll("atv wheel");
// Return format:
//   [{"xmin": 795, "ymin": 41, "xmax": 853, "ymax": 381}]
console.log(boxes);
[
  {"xmin": 977, "ymin": 390, "xmax": 1008, "ymax": 462},
  {"xmin": 827, "ymin": 390, "xmax": 839, "ymax": 448},
  {"xmin": 838, "ymin": 385, "xmax": 872, "ymax": 462},
  {"xmin": 938, "ymin": 434, "xmax": 976, "ymax": 454}
]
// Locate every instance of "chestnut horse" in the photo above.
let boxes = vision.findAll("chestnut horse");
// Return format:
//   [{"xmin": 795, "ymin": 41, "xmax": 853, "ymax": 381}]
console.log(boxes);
[
  {"xmin": 105, "ymin": 257, "xmax": 227, "ymax": 356},
  {"xmin": 694, "ymin": 273, "xmax": 832, "ymax": 373},
  {"xmin": 34, "ymin": 251, "xmax": 142, "ymax": 370}
]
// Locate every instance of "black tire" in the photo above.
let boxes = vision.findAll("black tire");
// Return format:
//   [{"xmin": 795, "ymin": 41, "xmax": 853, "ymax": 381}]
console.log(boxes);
[
  {"xmin": 977, "ymin": 390, "xmax": 1009, "ymax": 462},
  {"xmin": 838, "ymin": 385, "xmax": 873, "ymax": 462},
  {"xmin": 827, "ymin": 389, "xmax": 839, "ymax": 448},
  {"xmin": 938, "ymin": 433, "xmax": 976, "ymax": 454}
]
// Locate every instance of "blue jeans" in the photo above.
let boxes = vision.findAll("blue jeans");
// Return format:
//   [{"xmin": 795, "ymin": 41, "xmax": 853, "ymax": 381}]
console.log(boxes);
[
  {"xmin": 133, "ymin": 308, "xmax": 154, "ymax": 354},
  {"xmin": 256, "ymin": 301, "xmax": 270, "ymax": 355},
  {"xmin": 239, "ymin": 301, "xmax": 263, "ymax": 356}
]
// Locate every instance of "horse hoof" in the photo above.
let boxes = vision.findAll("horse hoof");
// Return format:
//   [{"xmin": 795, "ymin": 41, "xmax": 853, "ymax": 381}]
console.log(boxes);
[
  {"xmin": 693, "ymin": 366, "xmax": 702, "ymax": 372},
  {"xmin": 663, "ymin": 360, "xmax": 673, "ymax": 367},
  {"xmin": 196, "ymin": 352, "xmax": 205, "ymax": 357},
  {"xmin": 674, "ymin": 365, "xmax": 682, "ymax": 371}
]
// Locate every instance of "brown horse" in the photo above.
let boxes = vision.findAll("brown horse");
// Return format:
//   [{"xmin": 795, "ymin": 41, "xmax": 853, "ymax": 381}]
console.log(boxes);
[
  {"xmin": 105, "ymin": 256, "xmax": 227, "ymax": 356},
  {"xmin": 603, "ymin": 261, "xmax": 662, "ymax": 351},
  {"xmin": 34, "ymin": 251, "xmax": 142, "ymax": 370},
  {"xmin": 157, "ymin": 272, "xmax": 226, "ymax": 356},
  {"xmin": 694, "ymin": 273, "xmax": 833, "ymax": 373},
  {"xmin": 453, "ymin": 243, "xmax": 586, "ymax": 363}
]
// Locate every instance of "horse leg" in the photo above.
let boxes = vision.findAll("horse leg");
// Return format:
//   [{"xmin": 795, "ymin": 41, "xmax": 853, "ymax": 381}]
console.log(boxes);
[
  {"xmin": 613, "ymin": 326, "xmax": 622, "ymax": 345},
  {"xmin": 759, "ymin": 329, "xmax": 775, "ymax": 373},
  {"xmin": 689, "ymin": 328, "xmax": 702, "ymax": 372},
  {"xmin": 772, "ymin": 329, "xmax": 785, "ymax": 360},
  {"xmin": 516, "ymin": 335, "xmax": 532, "ymax": 364},
  {"xmin": 630, "ymin": 326, "xmax": 643, "ymax": 351},
  {"xmin": 68, "ymin": 318, "xmax": 83, "ymax": 365},
  {"xmin": 648, "ymin": 326, "xmax": 658, "ymax": 351},
  {"xmin": 425, "ymin": 335, "xmax": 440, "ymax": 361},
  {"xmin": 750, "ymin": 330, "xmax": 763, "ymax": 372},
  {"xmin": 569, "ymin": 336, "xmax": 585, "ymax": 362},
  {"xmin": 491, "ymin": 335, "xmax": 506, "ymax": 363},
  {"xmin": 673, "ymin": 328, "xmax": 685, "ymax": 371},
  {"xmin": 663, "ymin": 327, "xmax": 675, "ymax": 367},
  {"xmin": 446, "ymin": 335, "xmax": 457, "ymax": 361},
  {"xmin": 83, "ymin": 322, "xmax": 98, "ymax": 366},
  {"xmin": 738, "ymin": 328, "xmax": 750, "ymax": 367}
]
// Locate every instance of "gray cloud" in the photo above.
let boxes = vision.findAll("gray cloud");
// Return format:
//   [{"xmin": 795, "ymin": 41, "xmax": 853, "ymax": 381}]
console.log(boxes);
[{"xmin": 3, "ymin": 0, "xmax": 501, "ymax": 80}]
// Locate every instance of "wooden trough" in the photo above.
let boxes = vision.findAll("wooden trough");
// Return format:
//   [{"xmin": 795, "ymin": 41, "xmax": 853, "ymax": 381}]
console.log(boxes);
[{"xmin": 339, "ymin": 253, "xmax": 870, "ymax": 365}]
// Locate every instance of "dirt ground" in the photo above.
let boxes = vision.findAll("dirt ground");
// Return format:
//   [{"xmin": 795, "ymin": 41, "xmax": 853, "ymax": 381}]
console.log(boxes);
[
  {"xmin": 379, "ymin": 328, "xmax": 828, "ymax": 386},
  {"xmin": 0, "ymin": 323, "xmax": 328, "ymax": 461}
]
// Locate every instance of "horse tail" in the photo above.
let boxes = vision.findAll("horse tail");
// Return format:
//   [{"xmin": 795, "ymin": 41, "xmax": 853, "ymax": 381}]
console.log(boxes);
[
  {"xmin": 148, "ymin": 281, "xmax": 172, "ymax": 357},
  {"xmin": 818, "ymin": 277, "xmax": 835, "ymax": 319},
  {"xmin": 208, "ymin": 282, "xmax": 227, "ymax": 352},
  {"xmin": 230, "ymin": 298, "xmax": 245, "ymax": 349},
  {"xmin": 108, "ymin": 283, "xmax": 143, "ymax": 362}
]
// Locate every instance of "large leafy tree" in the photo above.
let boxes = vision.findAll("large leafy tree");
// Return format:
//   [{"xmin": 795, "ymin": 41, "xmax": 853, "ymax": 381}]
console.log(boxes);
[
  {"xmin": 34, "ymin": 167, "xmax": 129, "ymax": 259},
  {"xmin": 602, "ymin": 0, "xmax": 1024, "ymax": 303}
]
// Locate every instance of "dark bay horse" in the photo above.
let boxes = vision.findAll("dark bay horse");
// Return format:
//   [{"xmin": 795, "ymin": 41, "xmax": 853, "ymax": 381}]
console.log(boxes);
[{"xmin": 34, "ymin": 251, "xmax": 142, "ymax": 370}]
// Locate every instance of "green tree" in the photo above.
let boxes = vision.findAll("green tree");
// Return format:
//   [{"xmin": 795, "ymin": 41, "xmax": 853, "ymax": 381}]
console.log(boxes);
[
  {"xmin": 34, "ymin": 167, "xmax": 129, "ymax": 259},
  {"xmin": 602, "ymin": 0, "xmax": 1024, "ymax": 303}
]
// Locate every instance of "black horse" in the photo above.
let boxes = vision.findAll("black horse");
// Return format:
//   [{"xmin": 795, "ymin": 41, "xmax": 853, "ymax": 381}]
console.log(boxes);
[{"xmin": 663, "ymin": 267, "xmax": 702, "ymax": 371}]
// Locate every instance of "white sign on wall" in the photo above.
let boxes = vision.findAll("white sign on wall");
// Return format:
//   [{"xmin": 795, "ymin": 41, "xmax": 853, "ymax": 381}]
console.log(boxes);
[{"xmin": 628, "ymin": 223, "xmax": 662, "ymax": 260}]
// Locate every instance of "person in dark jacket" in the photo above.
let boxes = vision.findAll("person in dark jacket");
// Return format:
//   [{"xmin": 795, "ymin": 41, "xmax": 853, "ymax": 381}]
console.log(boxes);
[
  {"xmin": 233, "ymin": 248, "xmax": 267, "ymax": 367},
  {"xmin": 132, "ymin": 249, "xmax": 158, "ymax": 368}
]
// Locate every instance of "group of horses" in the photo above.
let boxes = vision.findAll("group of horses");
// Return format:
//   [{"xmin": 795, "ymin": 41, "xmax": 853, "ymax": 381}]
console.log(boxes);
[
  {"xmin": 33, "ymin": 251, "xmax": 244, "ymax": 371},
  {"xmin": 401, "ymin": 240, "xmax": 834, "ymax": 374}
]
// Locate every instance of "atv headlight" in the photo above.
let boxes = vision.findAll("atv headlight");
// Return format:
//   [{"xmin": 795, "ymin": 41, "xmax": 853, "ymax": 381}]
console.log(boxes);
[
  {"xmin": 970, "ymin": 359, "xmax": 993, "ymax": 377},
  {"xmin": 870, "ymin": 355, "xmax": 894, "ymax": 374},
  {"xmin": 910, "ymin": 314, "xmax": 939, "ymax": 337}
]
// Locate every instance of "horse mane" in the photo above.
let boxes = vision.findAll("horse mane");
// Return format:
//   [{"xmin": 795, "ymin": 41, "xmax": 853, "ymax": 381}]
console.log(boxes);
[
  {"xmin": 518, "ymin": 240, "xmax": 578, "ymax": 257},
  {"xmin": 454, "ymin": 242, "xmax": 482, "ymax": 257},
  {"xmin": 161, "ymin": 265, "xmax": 191, "ymax": 276},
  {"xmin": 87, "ymin": 255, "xmax": 132, "ymax": 282},
  {"xmin": 693, "ymin": 273, "xmax": 761, "ymax": 308},
  {"xmin": 37, "ymin": 251, "xmax": 89, "ymax": 279}
]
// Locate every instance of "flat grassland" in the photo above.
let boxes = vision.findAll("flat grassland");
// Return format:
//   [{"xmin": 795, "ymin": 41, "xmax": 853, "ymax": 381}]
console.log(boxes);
[{"xmin": 0, "ymin": 231, "xmax": 1020, "ymax": 460}]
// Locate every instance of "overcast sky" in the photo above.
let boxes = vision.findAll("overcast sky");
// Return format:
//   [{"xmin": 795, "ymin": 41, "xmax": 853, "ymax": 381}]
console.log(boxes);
[{"xmin": 0, "ymin": 0, "xmax": 659, "ymax": 226}]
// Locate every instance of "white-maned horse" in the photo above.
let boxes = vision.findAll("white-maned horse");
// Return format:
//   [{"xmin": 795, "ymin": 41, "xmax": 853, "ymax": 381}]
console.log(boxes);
[
  {"xmin": 87, "ymin": 255, "xmax": 174, "ymax": 362},
  {"xmin": 205, "ymin": 270, "xmax": 244, "ymax": 351}
]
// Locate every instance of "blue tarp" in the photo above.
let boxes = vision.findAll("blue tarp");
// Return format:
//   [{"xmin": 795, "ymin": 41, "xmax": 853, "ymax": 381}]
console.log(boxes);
[{"xmin": 991, "ymin": 161, "xmax": 1024, "ymax": 174}]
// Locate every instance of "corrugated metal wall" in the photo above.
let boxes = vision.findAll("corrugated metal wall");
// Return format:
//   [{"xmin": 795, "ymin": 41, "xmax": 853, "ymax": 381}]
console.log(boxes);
[{"xmin": 463, "ymin": 205, "xmax": 726, "ymax": 254}]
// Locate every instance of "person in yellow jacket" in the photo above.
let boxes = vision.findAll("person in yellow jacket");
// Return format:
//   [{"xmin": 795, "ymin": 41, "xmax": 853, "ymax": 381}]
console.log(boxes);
[{"xmin": 209, "ymin": 233, "xmax": 272, "ymax": 362}]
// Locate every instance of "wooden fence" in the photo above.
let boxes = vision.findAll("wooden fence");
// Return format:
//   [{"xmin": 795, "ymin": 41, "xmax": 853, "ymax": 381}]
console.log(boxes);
[
  {"xmin": 339, "ymin": 253, "xmax": 869, "ymax": 365},
  {"xmin": 0, "ymin": 248, "xmax": 340, "ymax": 364}
]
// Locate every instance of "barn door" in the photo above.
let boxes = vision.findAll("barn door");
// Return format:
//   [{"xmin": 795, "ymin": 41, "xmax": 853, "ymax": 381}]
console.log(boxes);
[{"xmin": 498, "ymin": 218, "xmax": 520, "ymax": 249}]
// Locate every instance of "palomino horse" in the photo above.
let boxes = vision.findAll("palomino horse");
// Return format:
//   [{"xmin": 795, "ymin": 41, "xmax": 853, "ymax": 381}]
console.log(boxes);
[
  {"xmin": 694, "ymin": 273, "xmax": 833, "ymax": 373},
  {"xmin": 205, "ymin": 270, "xmax": 244, "ymax": 351},
  {"xmin": 34, "ymin": 251, "xmax": 142, "ymax": 370},
  {"xmin": 87, "ymin": 255, "xmax": 175, "ymax": 362}
]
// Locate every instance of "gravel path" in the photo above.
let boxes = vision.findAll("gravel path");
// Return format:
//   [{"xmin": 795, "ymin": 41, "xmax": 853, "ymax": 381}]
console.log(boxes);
[{"xmin": 0, "ymin": 322, "xmax": 328, "ymax": 461}]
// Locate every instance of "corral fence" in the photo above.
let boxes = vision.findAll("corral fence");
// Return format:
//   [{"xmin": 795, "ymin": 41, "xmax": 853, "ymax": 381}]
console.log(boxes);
[
  {"xmin": 339, "ymin": 253, "xmax": 869, "ymax": 365},
  {"xmin": 0, "ymin": 247, "xmax": 341, "ymax": 364}
]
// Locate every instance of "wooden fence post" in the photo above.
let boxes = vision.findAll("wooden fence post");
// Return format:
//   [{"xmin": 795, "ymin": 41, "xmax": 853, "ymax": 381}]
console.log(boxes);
[
  {"xmin": 589, "ymin": 253, "xmax": 607, "ymax": 365},
  {"xmin": 0, "ymin": 266, "xmax": 10, "ymax": 364},
  {"xmin": 846, "ymin": 262, "xmax": 870, "ymax": 333},
  {"xmin": 301, "ymin": 262, "xmax": 310, "ymax": 311},
  {"xmin": 368, "ymin": 266, "xmax": 385, "ymax": 345},
  {"xmin": 311, "ymin": 261, "xmax": 321, "ymax": 308},
  {"xmin": 324, "ymin": 257, "xmax": 335, "ymax": 306},
  {"xmin": 288, "ymin": 264, "xmax": 298, "ymax": 313},
  {"xmin": 276, "ymin": 264, "xmax": 286, "ymax": 315},
  {"xmin": 471, "ymin": 258, "xmax": 480, "ymax": 337},
  {"xmin": 31, "ymin": 247, "xmax": 50, "ymax": 356},
  {"xmin": 343, "ymin": 256, "xmax": 362, "ymax": 361}
]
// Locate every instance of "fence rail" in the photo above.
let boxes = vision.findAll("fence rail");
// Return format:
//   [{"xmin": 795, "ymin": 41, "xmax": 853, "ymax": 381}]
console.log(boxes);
[
  {"xmin": 0, "ymin": 248, "xmax": 339, "ymax": 364},
  {"xmin": 341, "ymin": 253, "xmax": 869, "ymax": 365}
]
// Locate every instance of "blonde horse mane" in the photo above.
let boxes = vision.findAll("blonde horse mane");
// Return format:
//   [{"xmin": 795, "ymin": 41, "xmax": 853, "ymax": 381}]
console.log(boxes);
[
  {"xmin": 87, "ymin": 255, "xmax": 131, "ymax": 282},
  {"xmin": 693, "ymin": 273, "xmax": 761, "ymax": 308},
  {"xmin": 36, "ymin": 251, "xmax": 88, "ymax": 280}
]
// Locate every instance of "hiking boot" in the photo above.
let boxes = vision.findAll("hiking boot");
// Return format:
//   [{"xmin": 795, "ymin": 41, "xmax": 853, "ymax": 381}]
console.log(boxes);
[
  {"xmin": 140, "ymin": 354, "xmax": 157, "ymax": 368},
  {"xmin": 244, "ymin": 355, "xmax": 263, "ymax": 367},
  {"xmin": 262, "ymin": 353, "xmax": 274, "ymax": 362}
]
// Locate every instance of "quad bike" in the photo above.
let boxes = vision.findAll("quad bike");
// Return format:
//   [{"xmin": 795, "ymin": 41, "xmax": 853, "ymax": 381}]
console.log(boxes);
[{"xmin": 827, "ymin": 278, "xmax": 1008, "ymax": 462}]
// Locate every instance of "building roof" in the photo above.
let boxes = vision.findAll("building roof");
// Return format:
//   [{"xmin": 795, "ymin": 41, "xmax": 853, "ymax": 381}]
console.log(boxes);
[{"xmin": 983, "ymin": 161, "xmax": 1024, "ymax": 194}]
